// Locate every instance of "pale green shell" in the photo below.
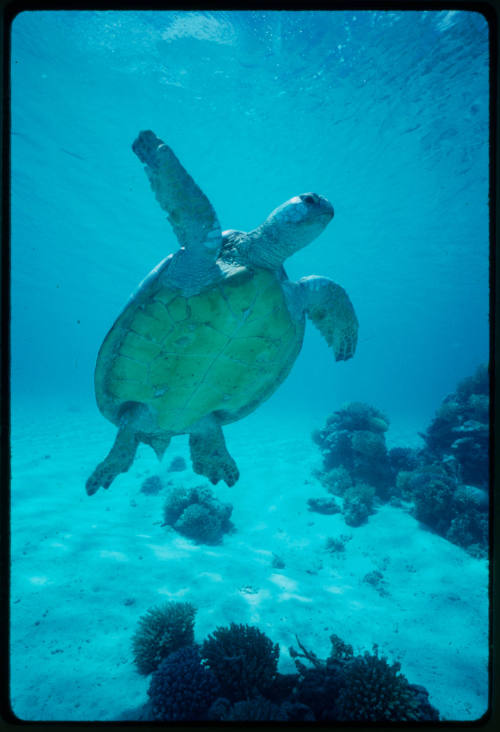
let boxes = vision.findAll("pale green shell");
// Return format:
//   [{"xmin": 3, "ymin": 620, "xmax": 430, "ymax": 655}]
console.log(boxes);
[{"xmin": 95, "ymin": 265, "xmax": 305, "ymax": 434}]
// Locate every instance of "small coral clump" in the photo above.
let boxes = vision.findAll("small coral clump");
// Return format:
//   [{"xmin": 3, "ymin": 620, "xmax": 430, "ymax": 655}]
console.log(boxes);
[
  {"xmin": 342, "ymin": 482, "xmax": 375, "ymax": 526},
  {"xmin": 163, "ymin": 484, "xmax": 233, "ymax": 544},
  {"xmin": 307, "ymin": 496, "xmax": 341, "ymax": 514},
  {"xmin": 313, "ymin": 402, "xmax": 393, "ymax": 501},
  {"xmin": 167, "ymin": 456, "xmax": 186, "ymax": 472},
  {"xmin": 132, "ymin": 601, "xmax": 196, "ymax": 675},
  {"xmin": 147, "ymin": 645, "xmax": 220, "ymax": 721},
  {"xmin": 140, "ymin": 475, "xmax": 163, "ymax": 495},
  {"xmin": 325, "ymin": 535, "xmax": 351, "ymax": 554},
  {"xmin": 201, "ymin": 623, "xmax": 279, "ymax": 701}
]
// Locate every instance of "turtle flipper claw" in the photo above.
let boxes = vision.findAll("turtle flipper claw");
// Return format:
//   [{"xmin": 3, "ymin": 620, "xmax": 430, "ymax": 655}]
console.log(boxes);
[{"xmin": 86, "ymin": 465, "xmax": 114, "ymax": 495}]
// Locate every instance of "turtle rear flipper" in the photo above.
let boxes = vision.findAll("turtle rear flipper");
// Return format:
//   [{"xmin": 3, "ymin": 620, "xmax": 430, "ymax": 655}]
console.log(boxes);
[
  {"xmin": 86, "ymin": 425, "xmax": 139, "ymax": 495},
  {"xmin": 300, "ymin": 275, "xmax": 358, "ymax": 361},
  {"xmin": 132, "ymin": 130, "xmax": 221, "ymax": 256},
  {"xmin": 189, "ymin": 415, "xmax": 240, "ymax": 487},
  {"xmin": 86, "ymin": 403, "xmax": 158, "ymax": 494}
]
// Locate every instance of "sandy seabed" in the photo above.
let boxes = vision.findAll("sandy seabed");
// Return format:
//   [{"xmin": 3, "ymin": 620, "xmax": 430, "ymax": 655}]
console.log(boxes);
[{"xmin": 9, "ymin": 396, "xmax": 489, "ymax": 722}]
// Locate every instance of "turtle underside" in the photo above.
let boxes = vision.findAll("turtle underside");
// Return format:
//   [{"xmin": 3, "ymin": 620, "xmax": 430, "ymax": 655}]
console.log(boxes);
[{"xmin": 95, "ymin": 265, "xmax": 305, "ymax": 435}]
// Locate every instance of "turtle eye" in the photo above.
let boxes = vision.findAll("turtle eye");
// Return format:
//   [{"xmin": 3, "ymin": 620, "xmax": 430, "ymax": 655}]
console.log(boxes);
[{"xmin": 302, "ymin": 193, "xmax": 318, "ymax": 206}]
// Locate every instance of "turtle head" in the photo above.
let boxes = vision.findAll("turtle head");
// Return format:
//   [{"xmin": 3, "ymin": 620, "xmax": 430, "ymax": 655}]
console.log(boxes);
[
  {"xmin": 245, "ymin": 193, "xmax": 334, "ymax": 270},
  {"xmin": 268, "ymin": 193, "xmax": 334, "ymax": 239}
]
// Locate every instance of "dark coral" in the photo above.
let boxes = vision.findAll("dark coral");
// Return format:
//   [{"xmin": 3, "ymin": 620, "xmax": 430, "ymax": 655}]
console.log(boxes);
[
  {"xmin": 288, "ymin": 634, "xmax": 348, "ymax": 720},
  {"xmin": 147, "ymin": 645, "xmax": 220, "ymax": 721},
  {"xmin": 334, "ymin": 647, "xmax": 436, "ymax": 721},
  {"xmin": 221, "ymin": 697, "xmax": 288, "ymax": 720},
  {"xmin": 409, "ymin": 465, "xmax": 458, "ymax": 535},
  {"xmin": 423, "ymin": 363, "xmax": 489, "ymax": 488},
  {"xmin": 388, "ymin": 446, "xmax": 420, "ymax": 474},
  {"xmin": 163, "ymin": 484, "xmax": 233, "ymax": 544},
  {"xmin": 292, "ymin": 665, "xmax": 344, "ymax": 720},
  {"xmin": 132, "ymin": 601, "xmax": 196, "ymax": 675},
  {"xmin": 265, "ymin": 672, "xmax": 298, "ymax": 704},
  {"xmin": 289, "ymin": 634, "xmax": 439, "ymax": 722},
  {"xmin": 313, "ymin": 402, "xmax": 393, "ymax": 500},
  {"xmin": 201, "ymin": 623, "xmax": 279, "ymax": 701},
  {"xmin": 389, "ymin": 365, "xmax": 490, "ymax": 556},
  {"xmin": 397, "ymin": 462, "xmax": 488, "ymax": 555}
]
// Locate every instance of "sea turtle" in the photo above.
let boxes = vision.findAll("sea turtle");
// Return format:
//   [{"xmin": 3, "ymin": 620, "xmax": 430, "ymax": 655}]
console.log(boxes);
[{"xmin": 86, "ymin": 130, "xmax": 358, "ymax": 495}]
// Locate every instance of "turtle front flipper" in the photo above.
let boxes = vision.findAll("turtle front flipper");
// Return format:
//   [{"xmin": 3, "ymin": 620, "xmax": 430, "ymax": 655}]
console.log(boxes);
[
  {"xmin": 132, "ymin": 130, "xmax": 221, "ymax": 256},
  {"xmin": 189, "ymin": 415, "xmax": 240, "ymax": 487},
  {"xmin": 300, "ymin": 275, "xmax": 359, "ymax": 361}
]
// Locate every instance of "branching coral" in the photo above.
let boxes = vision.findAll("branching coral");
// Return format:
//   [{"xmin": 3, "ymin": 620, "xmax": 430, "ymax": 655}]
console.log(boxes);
[
  {"xmin": 290, "ymin": 634, "xmax": 438, "ymax": 722},
  {"xmin": 201, "ymin": 623, "xmax": 279, "ymax": 701},
  {"xmin": 334, "ymin": 647, "xmax": 431, "ymax": 721},
  {"xmin": 132, "ymin": 601, "xmax": 196, "ymax": 675},
  {"xmin": 147, "ymin": 645, "xmax": 220, "ymax": 721}
]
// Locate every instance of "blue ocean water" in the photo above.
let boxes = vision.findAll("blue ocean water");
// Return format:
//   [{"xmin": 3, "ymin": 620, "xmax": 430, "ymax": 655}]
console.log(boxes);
[{"xmin": 9, "ymin": 9, "xmax": 489, "ymax": 723}]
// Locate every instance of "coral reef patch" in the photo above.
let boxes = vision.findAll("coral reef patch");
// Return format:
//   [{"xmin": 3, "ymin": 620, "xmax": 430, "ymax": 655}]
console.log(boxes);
[
  {"xmin": 311, "ymin": 365, "xmax": 489, "ymax": 556},
  {"xmin": 127, "ymin": 603, "xmax": 439, "ymax": 723},
  {"xmin": 422, "ymin": 363, "xmax": 489, "ymax": 488}
]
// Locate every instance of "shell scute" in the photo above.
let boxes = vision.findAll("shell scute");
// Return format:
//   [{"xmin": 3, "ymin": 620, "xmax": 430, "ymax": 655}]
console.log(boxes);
[
  {"xmin": 222, "ymin": 335, "xmax": 279, "ymax": 366},
  {"xmin": 129, "ymin": 310, "xmax": 167, "ymax": 344},
  {"xmin": 108, "ymin": 376, "xmax": 154, "ymax": 403},
  {"xmin": 167, "ymin": 296, "xmax": 190, "ymax": 322},
  {"xmin": 110, "ymin": 355, "xmax": 148, "ymax": 383},
  {"xmin": 119, "ymin": 331, "xmax": 162, "ymax": 362},
  {"xmin": 143, "ymin": 300, "xmax": 171, "ymax": 323}
]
